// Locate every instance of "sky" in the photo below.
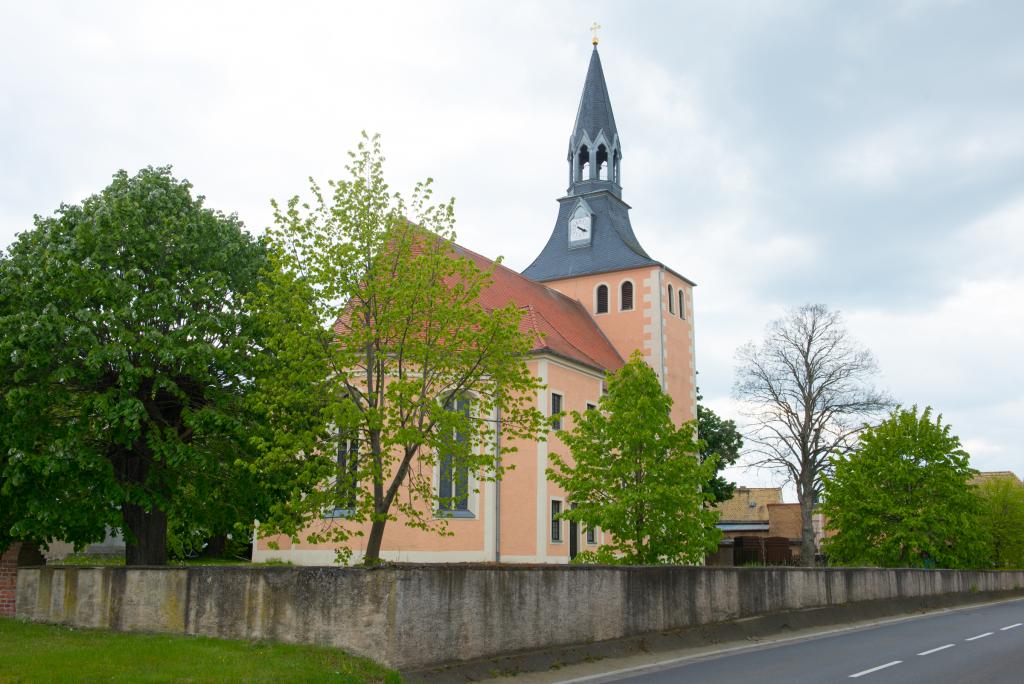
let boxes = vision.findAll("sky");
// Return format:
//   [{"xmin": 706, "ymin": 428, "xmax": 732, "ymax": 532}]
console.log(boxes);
[{"xmin": 2, "ymin": 1, "xmax": 1022, "ymax": 496}]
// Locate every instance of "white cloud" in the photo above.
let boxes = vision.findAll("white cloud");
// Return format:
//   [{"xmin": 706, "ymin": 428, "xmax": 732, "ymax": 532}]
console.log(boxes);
[
  {"xmin": 828, "ymin": 116, "xmax": 1024, "ymax": 189},
  {"xmin": 949, "ymin": 194, "xmax": 1024, "ymax": 278},
  {"xmin": 2, "ymin": 1, "xmax": 1023, "ymax": 492}
]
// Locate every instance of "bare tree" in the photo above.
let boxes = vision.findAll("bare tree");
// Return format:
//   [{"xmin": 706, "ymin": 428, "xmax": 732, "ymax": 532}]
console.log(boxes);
[{"xmin": 734, "ymin": 304, "xmax": 891, "ymax": 565}]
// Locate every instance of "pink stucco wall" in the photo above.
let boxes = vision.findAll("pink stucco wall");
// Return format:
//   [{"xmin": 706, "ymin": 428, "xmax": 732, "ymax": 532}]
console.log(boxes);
[
  {"xmin": 544, "ymin": 265, "xmax": 697, "ymax": 425},
  {"xmin": 254, "ymin": 266, "xmax": 695, "ymax": 565},
  {"xmin": 255, "ymin": 357, "xmax": 609, "ymax": 564}
]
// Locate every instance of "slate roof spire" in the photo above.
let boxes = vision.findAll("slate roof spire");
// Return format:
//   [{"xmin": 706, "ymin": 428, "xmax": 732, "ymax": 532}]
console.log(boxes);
[
  {"xmin": 570, "ymin": 46, "xmax": 619, "ymax": 158},
  {"xmin": 521, "ymin": 44, "xmax": 664, "ymax": 283},
  {"xmin": 566, "ymin": 45, "xmax": 622, "ymax": 199}
]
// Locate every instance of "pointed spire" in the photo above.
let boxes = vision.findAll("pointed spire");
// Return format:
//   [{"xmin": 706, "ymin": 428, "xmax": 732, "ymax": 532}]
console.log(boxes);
[
  {"xmin": 522, "ymin": 44, "xmax": 660, "ymax": 283},
  {"xmin": 571, "ymin": 46, "xmax": 619, "ymax": 148}
]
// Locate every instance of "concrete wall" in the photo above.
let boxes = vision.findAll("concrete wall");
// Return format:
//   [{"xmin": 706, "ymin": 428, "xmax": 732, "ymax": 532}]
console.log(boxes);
[{"xmin": 16, "ymin": 565, "xmax": 1024, "ymax": 670}]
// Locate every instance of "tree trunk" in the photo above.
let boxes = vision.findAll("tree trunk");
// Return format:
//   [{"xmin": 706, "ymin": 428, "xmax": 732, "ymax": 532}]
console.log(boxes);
[
  {"xmin": 116, "ymin": 432, "xmax": 168, "ymax": 566},
  {"xmin": 17, "ymin": 542, "xmax": 45, "ymax": 566},
  {"xmin": 798, "ymin": 491, "xmax": 816, "ymax": 567},
  {"xmin": 123, "ymin": 502, "xmax": 168, "ymax": 566},
  {"xmin": 199, "ymin": 534, "xmax": 228, "ymax": 559},
  {"xmin": 364, "ymin": 518, "xmax": 387, "ymax": 565}
]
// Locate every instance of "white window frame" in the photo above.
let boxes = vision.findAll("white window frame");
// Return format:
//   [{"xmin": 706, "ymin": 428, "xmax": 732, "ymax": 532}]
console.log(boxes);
[
  {"xmin": 593, "ymin": 282, "xmax": 610, "ymax": 315},
  {"xmin": 433, "ymin": 458, "xmax": 480, "ymax": 519},
  {"xmin": 619, "ymin": 278, "xmax": 636, "ymax": 312},
  {"xmin": 550, "ymin": 390, "xmax": 565, "ymax": 431},
  {"xmin": 550, "ymin": 498, "xmax": 564, "ymax": 543},
  {"xmin": 432, "ymin": 394, "xmax": 480, "ymax": 519}
]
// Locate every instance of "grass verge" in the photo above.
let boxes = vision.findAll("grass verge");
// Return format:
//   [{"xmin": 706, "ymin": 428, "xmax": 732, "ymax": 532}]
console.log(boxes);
[
  {"xmin": 0, "ymin": 618, "xmax": 400, "ymax": 683},
  {"xmin": 50, "ymin": 554, "xmax": 277, "ymax": 567}
]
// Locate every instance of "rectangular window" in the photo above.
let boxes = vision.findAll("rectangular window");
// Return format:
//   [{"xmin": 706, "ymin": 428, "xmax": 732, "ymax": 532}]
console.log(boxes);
[
  {"xmin": 439, "ymin": 397, "xmax": 471, "ymax": 513},
  {"xmin": 550, "ymin": 393, "xmax": 563, "ymax": 430},
  {"xmin": 586, "ymin": 402, "xmax": 596, "ymax": 412},
  {"xmin": 336, "ymin": 429, "xmax": 360, "ymax": 510},
  {"xmin": 586, "ymin": 525, "xmax": 597, "ymax": 545},
  {"xmin": 551, "ymin": 500, "xmax": 562, "ymax": 542}
]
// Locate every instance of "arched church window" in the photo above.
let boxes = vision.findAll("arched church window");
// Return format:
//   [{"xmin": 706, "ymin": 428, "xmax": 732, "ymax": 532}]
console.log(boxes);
[
  {"xmin": 597, "ymin": 144, "xmax": 609, "ymax": 180},
  {"xmin": 577, "ymin": 145, "xmax": 590, "ymax": 182},
  {"xmin": 620, "ymin": 281, "xmax": 634, "ymax": 311},
  {"xmin": 596, "ymin": 284, "xmax": 609, "ymax": 314},
  {"xmin": 438, "ymin": 396, "xmax": 471, "ymax": 513},
  {"xmin": 667, "ymin": 284, "xmax": 674, "ymax": 314},
  {"xmin": 679, "ymin": 289, "xmax": 686, "ymax": 319}
]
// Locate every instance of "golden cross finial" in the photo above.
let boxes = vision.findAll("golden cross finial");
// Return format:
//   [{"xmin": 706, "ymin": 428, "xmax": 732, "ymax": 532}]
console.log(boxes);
[{"xmin": 590, "ymin": 22, "xmax": 602, "ymax": 46}]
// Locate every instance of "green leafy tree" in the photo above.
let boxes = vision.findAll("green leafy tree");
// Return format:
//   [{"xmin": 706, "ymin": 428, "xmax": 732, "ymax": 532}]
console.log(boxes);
[
  {"xmin": 821, "ymin": 406, "xmax": 985, "ymax": 568},
  {"xmin": 548, "ymin": 352, "xmax": 721, "ymax": 565},
  {"xmin": 252, "ymin": 133, "xmax": 544, "ymax": 564},
  {"xmin": 975, "ymin": 476, "xmax": 1024, "ymax": 569},
  {"xmin": 0, "ymin": 167, "xmax": 271, "ymax": 565},
  {"xmin": 696, "ymin": 388, "xmax": 743, "ymax": 504}
]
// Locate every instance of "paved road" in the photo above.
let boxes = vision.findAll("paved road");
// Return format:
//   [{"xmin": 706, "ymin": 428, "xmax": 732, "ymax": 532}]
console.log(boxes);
[{"xmin": 571, "ymin": 598, "xmax": 1024, "ymax": 684}]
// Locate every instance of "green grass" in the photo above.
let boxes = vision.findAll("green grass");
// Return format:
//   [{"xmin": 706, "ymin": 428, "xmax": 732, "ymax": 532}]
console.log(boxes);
[
  {"xmin": 0, "ymin": 618, "xmax": 401, "ymax": 683},
  {"xmin": 52, "ymin": 553, "xmax": 293, "ymax": 567},
  {"xmin": 55, "ymin": 553, "xmax": 249, "ymax": 566},
  {"xmin": 49, "ymin": 553, "xmax": 125, "ymax": 566}
]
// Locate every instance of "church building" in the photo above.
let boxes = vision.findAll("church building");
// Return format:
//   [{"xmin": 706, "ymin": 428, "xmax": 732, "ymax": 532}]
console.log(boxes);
[{"xmin": 253, "ymin": 43, "xmax": 697, "ymax": 564}]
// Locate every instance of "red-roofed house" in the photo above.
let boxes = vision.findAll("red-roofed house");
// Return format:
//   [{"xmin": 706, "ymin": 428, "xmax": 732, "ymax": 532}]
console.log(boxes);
[{"xmin": 253, "ymin": 44, "xmax": 697, "ymax": 564}]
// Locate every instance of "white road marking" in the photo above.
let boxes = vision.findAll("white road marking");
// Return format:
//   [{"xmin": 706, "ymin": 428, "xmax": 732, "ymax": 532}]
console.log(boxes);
[
  {"xmin": 553, "ymin": 598, "xmax": 1024, "ymax": 684},
  {"xmin": 917, "ymin": 643, "xmax": 955, "ymax": 656},
  {"xmin": 849, "ymin": 661, "xmax": 902, "ymax": 678},
  {"xmin": 1001, "ymin": 623, "xmax": 1022, "ymax": 631},
  {"xmin": 965, "ymin": 632, "xmax": 993, "ymax": 641}
]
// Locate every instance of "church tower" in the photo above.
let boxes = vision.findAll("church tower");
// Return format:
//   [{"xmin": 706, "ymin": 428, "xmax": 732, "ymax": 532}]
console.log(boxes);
[{"xmin": 522, "ymin": 43, "xmax": 698, "ymax": 425}]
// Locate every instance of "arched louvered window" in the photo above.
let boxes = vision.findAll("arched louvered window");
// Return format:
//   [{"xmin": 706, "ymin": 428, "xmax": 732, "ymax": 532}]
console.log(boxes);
[
  {"xmin": 577, "ymin": 145, "xmax": 590, "ymax": 182},
  {"xmin": 597, "ymin": 144, "xmax": 609, "ymax": 180},
  {"xmin": 596, "ymin": 284, "xmax": 609, "ymax": 314},
  {"xmin": 667, "ymin": 284, "xmax": 675, "ymax": 314},
  {"xmin": 620, "ymin": 281, "xmax": 634, "ymax": 311},
  {"xmin": 679, "ymin": 289, "xmax": 686, "ymax": 319}
]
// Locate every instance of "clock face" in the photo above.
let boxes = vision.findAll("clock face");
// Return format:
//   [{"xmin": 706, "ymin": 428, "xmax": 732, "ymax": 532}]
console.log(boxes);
[{"xmin": 569, "ymin": 212, "xmax": 591, "ymax": 245}]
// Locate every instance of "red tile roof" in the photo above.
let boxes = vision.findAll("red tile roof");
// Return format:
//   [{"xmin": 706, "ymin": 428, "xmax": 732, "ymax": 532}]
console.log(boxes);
[
  {"xmin": 452, "ymin": 242, "xmax": 624, "ymax": 372},
  {"xmin": 332, "ymin": 229, "xmax": 623, "ymax": 373}
]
